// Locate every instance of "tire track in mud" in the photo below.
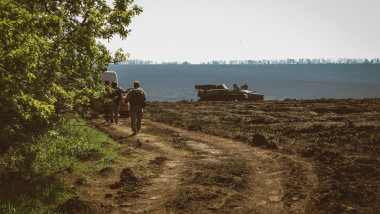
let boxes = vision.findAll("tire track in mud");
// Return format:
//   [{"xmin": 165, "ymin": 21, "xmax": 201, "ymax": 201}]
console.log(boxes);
[
  {"xmin": 116, "ymin": 132, "xmax": 189, "ymax": 213},
  {"xmin": 90, "ymin": 119, "xmax": 317, "ymax": 213},
  {"xmin": 92, "ymin": 120, "xmax": 189, "ymax": 213},
  {"xmin": 145, "ymin": 120, "xmax": 318, "ymax": 213}
]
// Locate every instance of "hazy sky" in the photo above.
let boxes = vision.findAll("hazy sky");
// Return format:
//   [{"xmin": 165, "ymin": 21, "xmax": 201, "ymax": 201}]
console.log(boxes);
[{"xmin": 104, "ymin": 0, "xmax": 380, "ymax": 63}]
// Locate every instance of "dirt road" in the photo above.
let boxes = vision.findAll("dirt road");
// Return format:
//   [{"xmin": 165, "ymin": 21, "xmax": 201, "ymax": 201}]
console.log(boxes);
[
  {"xmin": 83, "ymin": 117, "xmax": 317, "ymax": 213},
  {"xmin": 143, "ymin": 99, "xmax": 380, "ymax": 213}
]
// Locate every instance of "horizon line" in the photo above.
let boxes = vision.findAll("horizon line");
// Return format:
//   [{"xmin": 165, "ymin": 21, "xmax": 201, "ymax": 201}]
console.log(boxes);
[{"xmin": 112, "ymin": 58, "xmax": 380, "ymax": 65}]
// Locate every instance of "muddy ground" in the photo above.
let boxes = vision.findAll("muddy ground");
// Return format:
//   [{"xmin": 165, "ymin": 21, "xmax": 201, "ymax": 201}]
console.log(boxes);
[
  {"xmin": 60, "ymin": 98, "xmax": 380, "ymax": 213},
  {"xmin": 145, "ymin": 98, "xmax": 380, "ymax": 213}
]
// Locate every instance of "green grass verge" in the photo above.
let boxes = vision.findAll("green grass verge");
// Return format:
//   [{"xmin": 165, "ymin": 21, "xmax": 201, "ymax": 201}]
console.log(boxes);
[{"xmin": 0, "ymin": 115, "xmax": 119, "ymax": 214}]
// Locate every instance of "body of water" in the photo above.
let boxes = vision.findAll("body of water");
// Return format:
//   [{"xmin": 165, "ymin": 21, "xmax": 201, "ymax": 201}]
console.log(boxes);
[{"xmin": 108, "ymin": 64, "xmax": 380, "ymax": 102}]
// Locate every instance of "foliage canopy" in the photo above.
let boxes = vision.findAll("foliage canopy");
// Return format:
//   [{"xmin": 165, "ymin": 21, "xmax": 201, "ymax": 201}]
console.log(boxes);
[{"xmin": 0, "ymin": 0, "xmax": 142, "ymax": 149}]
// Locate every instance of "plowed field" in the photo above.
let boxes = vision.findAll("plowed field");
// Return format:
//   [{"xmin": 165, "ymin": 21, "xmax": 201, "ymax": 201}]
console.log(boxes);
[
  {"xmin": 71, "ymin": 99, "xmax": 380, "ymax": 213},
  {"xmin": 145, "ymin": 99, "xmax": 380, "ymax": 213}
]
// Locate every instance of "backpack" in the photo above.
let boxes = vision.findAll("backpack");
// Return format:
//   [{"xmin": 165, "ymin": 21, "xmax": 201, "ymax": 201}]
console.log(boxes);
[{"xmin": 129, "ymin": 88, "xmax": 146, "ymax": 107}]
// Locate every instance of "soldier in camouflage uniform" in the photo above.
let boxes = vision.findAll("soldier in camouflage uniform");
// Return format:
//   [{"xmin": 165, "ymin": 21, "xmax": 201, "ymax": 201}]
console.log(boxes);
[
  {"xmin": 103, "ymin": 81, "xmax": 111, "ymax": 122},
  {"xmin": 126, "ymin": 81, "xmax": 146, "ymax": 135},
  {"xmin": 110, "ymin": 81, "xmax": 122, "ymax": 124}
]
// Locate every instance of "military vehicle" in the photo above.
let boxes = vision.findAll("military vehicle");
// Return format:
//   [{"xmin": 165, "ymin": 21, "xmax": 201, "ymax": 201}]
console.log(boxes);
[{"xmin": 195, "ymin": 84, "xmax": 264, "ymax": 101}]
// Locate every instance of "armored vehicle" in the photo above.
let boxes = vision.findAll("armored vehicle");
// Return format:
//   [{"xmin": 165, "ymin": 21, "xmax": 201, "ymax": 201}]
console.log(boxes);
[{"xmin": 195, "ymin": 84, "xmax": 264, "ymax": 101}]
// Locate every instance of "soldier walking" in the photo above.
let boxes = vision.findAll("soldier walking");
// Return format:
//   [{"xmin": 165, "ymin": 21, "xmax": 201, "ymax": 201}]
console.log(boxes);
[
  {"xmin": 104, "ymin": 81, "xmax": 111, "ymax": 122},
  {"xmin": 110, "ymin": 81, "xmax": 122, "ymax": 124},
  {"xmin": 126, "ymin": 81, "xmax": 146, "ymax": 135}
]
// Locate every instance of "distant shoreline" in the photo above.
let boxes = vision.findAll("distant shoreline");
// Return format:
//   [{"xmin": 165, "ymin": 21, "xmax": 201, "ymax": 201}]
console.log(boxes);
[
  {"xmin": 114, "ymin": 58, "xmax": 380, "ymax": 65},
  {"xmin": 108, "ymin": 64, "xmax": 380, "ymax": 102}
]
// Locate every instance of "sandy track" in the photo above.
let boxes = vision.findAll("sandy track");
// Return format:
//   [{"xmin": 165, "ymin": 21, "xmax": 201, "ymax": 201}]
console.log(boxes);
[
  {"xmin": 88, "ymin": 118, "xmax": 317, "ymax": 213},
  {"xmin": 144, "ymin": 99, "xmax": 380, "ymax": 213},
  {"xmin": 145, "ymin": 120, "xmax": 317, "ymax": 213}
]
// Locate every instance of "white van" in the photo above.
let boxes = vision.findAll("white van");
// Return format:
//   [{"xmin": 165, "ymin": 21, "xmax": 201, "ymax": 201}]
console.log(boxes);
[
  {"xmin": 96, "ymin": 71, "xmax": 130, "ymax": 117},
  {"xmin": 99, "ymin": 71, "xmax": 117, "ymax": 85}
]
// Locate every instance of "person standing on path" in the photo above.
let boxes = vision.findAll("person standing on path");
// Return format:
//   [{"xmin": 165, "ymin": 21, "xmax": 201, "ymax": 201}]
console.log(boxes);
[
  {"xmin": 110, "ymin": 81, "xmax": 122, "ymax": 124},
  {"xmin": 103, "ymin": 81, "xmax": 112, "ymax": 123},
  {"xmin": 126, "ymin": 81, "xmax": 146, "ymax": 135}
]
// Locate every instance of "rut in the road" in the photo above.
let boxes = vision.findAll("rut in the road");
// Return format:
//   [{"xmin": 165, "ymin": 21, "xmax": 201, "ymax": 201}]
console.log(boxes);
[
  {"xmin": 91, "ymin": 120, "xmax": 188, "ymax": 213},
  {"xmin": 91, "ymin": 118, "xmax": 317, "ymax": 213},
  {"xmin": 145, "ymin": 120, "xmax": 317, "ymax": 213}
]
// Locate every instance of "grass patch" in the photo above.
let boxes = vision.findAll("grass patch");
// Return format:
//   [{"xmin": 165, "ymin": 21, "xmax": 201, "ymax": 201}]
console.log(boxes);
[{"xmin": 0, "ymin": 115, "xmax": 119, "ymax": 214}]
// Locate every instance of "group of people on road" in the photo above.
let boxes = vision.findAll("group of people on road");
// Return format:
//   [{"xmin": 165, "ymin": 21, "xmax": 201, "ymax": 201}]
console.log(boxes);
[
  {"xmin": 104, "ymin": 80, "xmax": 123, "ymax": 124},
  {"xmin": 103, "ymin": 80, "xmax": 146, "ymax": 135}
]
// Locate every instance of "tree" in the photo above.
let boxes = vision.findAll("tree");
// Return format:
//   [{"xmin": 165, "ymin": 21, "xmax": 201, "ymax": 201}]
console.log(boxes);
[{"xmin": 0, "ymin": 0, "xmax": 142, "ymax": 151}]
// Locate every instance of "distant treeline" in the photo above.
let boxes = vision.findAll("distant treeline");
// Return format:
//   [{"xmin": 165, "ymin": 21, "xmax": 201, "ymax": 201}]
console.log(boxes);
[{"xmin": 121, "ymin": 58, "xmax": 380, "ymax": 65}]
